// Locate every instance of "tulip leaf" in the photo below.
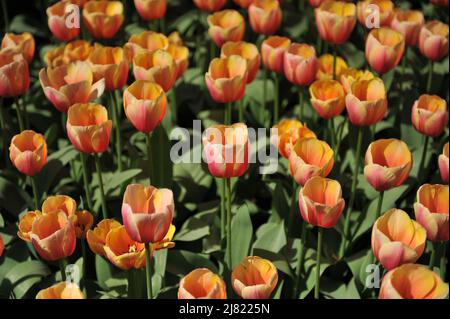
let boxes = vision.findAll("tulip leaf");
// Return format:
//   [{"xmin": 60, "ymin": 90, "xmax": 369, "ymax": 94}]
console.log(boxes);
[
  {"xmin": 252, "ymin": 222, "xmax": 287, "ymax": 254},
  {"xmin": 4, "ymin": 260, "xmax": 51, "ymax": 299},
  {"xmin": 166, "ymin": 250, "xmax": 218, "ymax": 276},
  {"xmin": 174, "ymin": 209, "xmax": 214, "ymax": 242},
  {"xmin": 225, "ymin": 203, "xmax": 253, "ymax": 269}
]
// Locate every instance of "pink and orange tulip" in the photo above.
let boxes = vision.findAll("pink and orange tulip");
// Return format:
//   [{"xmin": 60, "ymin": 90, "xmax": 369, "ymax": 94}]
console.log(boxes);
[
  {"xmin": 83, "ymin": 0, "xmax": 124, "ymax": 39},
  {"xmin": 315, "ymin": 1, "xmax": 357, "ymax": 45},
  {"xmin": 439, "ymin": 143, "xmax": 449, "ymax": 183},
  {"xmin": 17, "ymin": 210, "xmax": 42, "ymax": 242},
  {"xmin": 390, "ymin": 10, "xmax": 425, "ymax": 47},
  {"xmin": 1, "ymin": 32, "xmax": 35, "ymax": 63},
  {"xmin": 248, "ymin": 0, "xmax": 282, "ymax": 35},
  {"xmin": 86, "ymin": 219, "xmax": 122, "ymax": 257},
  {"xmin": 0, "ymin": 51, "xmax": 30, "ymax": 98},
  {"xmin": 194, "ymin": 0, "xmax": 227, "ymax": 12},
  {"xmin": 167, "ymin": 44, "xmax": 190, "ymax": 80},
  {"xmin": 316, "ymin": 53, "xmax": 347, "ymax": 80},
  {"xmin": 339, "ymin": 68, "xmax": 374, "ymax": 94},
  {"xmin": 124, "ymin": 31, "xmax": 169, "ymax": 61},
  {"xmin": 207, "ymin": 10, "xmax": 245, "ymax": 48},
  {"xmin": 47, "ymin": 0, "xmax": 80, "ymax": 42},
  {"xmin": 271, "ymin": 119, "xmax": 316, "ymax": 159},
  {"xmin": 36, "ymin": 282, "xmax": 85, "ymax": 299},
  {"xmin": 221, "ymin": 41, "xmax": 261, "ymax": 83},
  {"xmin": 419, "ymin": 20, "xmax": 449, "ymax": 61},
  {"xmin": 134, "ymin": 0, "xmax": 167, "ymax": 21},
  {"xmin": 178, "ymin": 268, "xmax": 227, "ymax": 299},
  {"xmin": 357, "ymin": 0, "xmax": 394, "ymax": 29},
  {"xmin": 309, "ymin": 79, "xmax": 346, "ymax": 119},
  {"xmin": 411, "ymin": 94, "xmax": 448, "ymax": 138},
  {"xmin": 284, "ymin": 43, "xmax": 318, "ymax": 86},
  {"xmin": 9, "ymin": 130, "xmax": 47, "ymax": 177},
  {"xmin": 261, "ymin": 36, "xmax": 291, "ymax": 74}
]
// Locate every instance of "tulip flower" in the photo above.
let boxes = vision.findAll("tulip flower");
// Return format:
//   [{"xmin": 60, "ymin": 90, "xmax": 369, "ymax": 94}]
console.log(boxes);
[
  {"xmin": 289, "ymin": 137, "xmax": 334, "ymax": 186},
  {"xmin": 124, "ymin": 31, "xmax": 169, "ymax": 61},
  {"xmin": 151, "ymin": 224, "xmax": 176, "ymax": 251},
  {"xmin": 439, "ymin": 143, "xmax": 449, "ymax": 183},
  {"xmin": 30, "ymin": 211, "xmax": 77, "ymax": 261},
  {"xmin": 133, "ymin": 49, "xmax": 177, "ymax": 92},
  {"xmin": 86, "ymin": 219, "xmax": 122, "ymax": 257},
  {"xmin": 83, "ymin": 1, "xmax": 124, "ymax": 39},
  {"xmin": 221, "ymin": 41, "xmax": 260, "ymax": 83},
  {"xmin": 271, "ymin": 119, "xmax": 316, "ymax": 159},
  {"xmin": 364, "ymin": 139, "xmax": 413, "ymax": 192},
  {"xmin": 248, "ymin": 0, "xmax": 282, "ymax": 35},
  {"xmin": 0, "ymin": 50, "xmax": 30, "ymax": 98},
  {"xmin": 168, "ymin": 31, "xmax": 183, "ymax": 46},
  {"xmin": 357, "ymin": 0, "xmax": 394, "ymax": 29},
  {"xmin": 9, "ymin": 130, "xmax": 47, "ymax": 177},
  {"xmin": 232, "ymin": 256, "xmax": 278, "ymax": 299},
  {"xmin": 44, "ymin": 40, "xmax": 93, "ymax": 68},
  {"xmin": 178, "ymin": 268, "xmax": 227, "ymax": 299},
  {"xmin": 379, "ymin": 264, "xmax": 449, "ymax": 299},
  {"xmin": 233, "ymin": 0, "xmax": 253, "ymax": 9},
  {"xmin": 194, "ymin": 0, "xmax": 227, "ymax": 12},
  {"xmin": 316, "ymin": 53, "xmax": 347, "ymax": 80},
  {"xmin": 345, "ymin": 77, "xmax": 387, "ymax": 126},
  {"xmin": 411, "ymin": 94, "xmax": 448, "ymax": 138},
  {"xmin": 309, "ymin": 79, "xmax": 345, "ymax": 119},
  {"xmin": 315, "ymin": 1, "xmax": 357, "ymax": 45},
  {"xmin": 46, "ymin": 0, "xmax": 80, "ymax": 42},
  {"xmin": 39, "ymin": 61, "xmax": 105, "ymax": 113},
  {"xmin": 167, "ymin": 44, "xmax": 190, "ymax": 80},
  {"xmin": 207, "ymin": 10, "xmax": 245, "ymax": 48},
  {"xmin": 74, "ymin": 210, "xmax": 94, "ymax": 239},
  {"xmin": 17, "ymin": 210, "xmax": 42, "ymax": 242},
  {"xmin": 134, "ymin": 0, "xmax": 167, "ymax": 21},
  {"xmin": 390, "ymin": 10, "xmax": 425, "ymax": 47},
  {"xmin": 372, "ymin": 209, "xmax": 426, "ymax": 270},
  {"xmin": 44, "ymin": 45, "xmax": 66, "ymax": 68},
  {"xmin": 419, "ymin": 20, "xmax": 449, "ymax": 62},
  {"xmin": 284, "ymin": 43, "xmax": 318, "ymax": 86},
  {"xmin": 36, "ymin": 282, "xmax": 85, "ymax": 299},
  {"xmin": 365, "ymin": 27, "xmax": 405, "ymax": 75},
  {"xmin": 1, "ymin": 32, "xmax": 35, "ymax": 63},
  {"xmin": 123, "ymin": 80, "xmax": 167, "ymax": 134},
  {"xmin": 339, "ymin": 68, "xmax": 374, "ymax": 94},
  {"xmin": 414, "ymin": 184, "xmax": 449, "ymax": 242},
  {"xmin": 261, "ymin": 36, "xmax": 291, "ymax": 74},
  {"xmin": 42, "ymin": 195, "xmax": 77, "ymax": 220}
]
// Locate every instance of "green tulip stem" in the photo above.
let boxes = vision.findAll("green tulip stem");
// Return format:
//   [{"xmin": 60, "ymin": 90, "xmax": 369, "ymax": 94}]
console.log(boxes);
[
  {"xmin": 110, "ymin": 91, "xmax": 123, "ymax": 172},
  {"xmin": 145, "ymin": 243, "xmax": 154, "ymax": 299},
  {"xmin": 315, "ymin": 227, "xmax": 323, "ymax": 299},
  {"xmin": 225, "ymin": 178, "xmax": 232, "ymax": 269},
  {"xmin": 94, "ymin": 153, "xmax": 108, "ymax": 219},
  {"xmin": 80, "ymin": 152, "xmax": 93, "ymax": 211},
  {"xmin": 30, "ymin": 176, "xmax": 40, "ymax": 210}
]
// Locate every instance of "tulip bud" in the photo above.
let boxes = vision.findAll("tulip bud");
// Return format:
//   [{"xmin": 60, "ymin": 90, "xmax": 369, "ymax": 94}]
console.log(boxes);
[
  {"xmin": 248, "ymin": 0, "xmax": 282, "ymax": 35},
  {"xmin": 17, "ymin": 210, "xmax": 42, "ymax": 242},
  {"xmin": 315, "ymin": 1, "xmax": 357, "ymax": 45},
  {"xmin": 357, "ymin": 0, "xmax": 394, "ymax": 29},
  {"xmin": 271, "ymin": 119, "xmax": 316, "ymax": 159},
  {"xmin": 9, "ymin": 130, "xmax": 47, "ymax": 177},
  {"xmin": 316, "ymin": 53, "xmax": 347, "ymax": 80},
  {"xmin": 221, "ymin": 41, "xmax": 261, "ymax": 83},
  {"xmin": 134, "ymin": 0, "xmax": 167, "ymax": 21},
  {"xmin": 36, "ymin": 282, "xmax": 85, "ymax": 299},
  {"xmin": 284, "ymin": 43, "xmax": 318, "ymax": 86},
  {"xmin": 47, "ymin": 0, "xmax": 80, "ymax": 42},
  {"xmin": 86, "ymin": 219, "xmax": 122, "ymax": 257},
  {"xmin": 207, "ymin": 10, "xmax": 245, "ymax": 48},
  {"xmin": 178, "ymin": 268, "xmax": 227, "ymax": 299},
  {"xmin": 261, "ymin": 36, "xmax": 291, "ymax": 74},
  {"xmin": 0, "ymin": 51, "xmax": 30, "ymax": 98},
  {"xmin": 390, "ymin": 9, "xmax": 424, "ymax": 47},
  {"xmin": 411, "ymin": 94, "xmax": 448, "ymax": 137},
  {"xmin": 309, "ymin": 79, "xmax": 345, "ymax": 119},
  {"xmin": 83, "ymin": 1, "xmax": 124, "ymax": 39},
  {"xmin": 1, "ymin": 32, "xmax": 35, "ymax": 63},
  {"xmin": 419, "ymin": 20, "xmax": 449, "ymax": 61},
  {"xmin": 439, "ymin": 143, "xmax": 449, "ymax": 183},
  {"xmin": 194, "ymin": 0, "xmax": 227, "ymax": 12}
]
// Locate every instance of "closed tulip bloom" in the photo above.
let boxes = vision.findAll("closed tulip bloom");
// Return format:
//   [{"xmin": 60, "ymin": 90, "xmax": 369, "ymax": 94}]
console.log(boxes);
[
  {"xmin": 1, "ymin": 32, "xmax": 35, "ymax": 63},
  {"xmin": 86, "ymin": 219, "xmax": 121, "ymax": 257},
  {"xmin": 221, "ymin": 41, "xmax": 260, "ymax": 83},
  {"xmin": 316, "ymin": 53, "xmax": 347, "ymax": 80},
  {"xmin": 284, "ymin": 43, "xmax": 318, "ymax": 86},
  {"xmin": 233, "ymin": 0, "xmax": 253, "ymax": 9},
  {"xmin": 289, "ymin": 137, "xmax": 334, "ymax": 186},
  {"xmin": 88, "ymin": 45, "xmax": 129, "ymax": 91},
  {"xmin": 261, "ymin": 36, "xmax": 291, "ymax": 73},
  {"xmin": 411, "ymin": 94, "xmax": 448, "ymax": 137},
  {"xmin": 366, "ymin": 27, "xmax": 405, "ymax": 74},
  {"xmin": 124, "ymin": 31, "xmax": 169, "ymax": 61},
  {"xmin": 66, "ymin": 103, "xmax": 112, "ymax": 154},
  {"xmin": 372, "ymin": 209, "xmax": 426, "ymax": 270},
  {"xmin": 9, "ymin": 130, "xmax": 47, "ymax": 177},
  {"xmin": 339, "ymin": 67, "xmax": 374, "ymax": 94},
  {"xmin": 83, "ymin": 1, "xmax": 124, "ymax": 39},
  {"xmin": 0, "ymin": 51, "xmax": 30, "ymax": 98},
  {"xmin": 42, "ymin": 195, "xmax": 77, "ymax": 220},
  {"xmin": 167, "ymin": 44, "xmax": 190, "ymax": 79},
  {"xmin": 205, "ymin": 55, "xmax": 248, "ymax": 103},
  {"xmin": 203, "ymin": 123, "xmax": 249, "ymax": 178},
  {"xmin": 121, "ymin": 184, "xmax": 174, "ymax": 244},
  {"xmin": 194, "ymin": 0, "xmax": 227, "ymax": 12},
  {"xmin": 123, "ymin": 80, "xmax": 167, "ymax": 133},
  {"xmin": 17, "ymin": 210, "xmax": 42, "ymax": 242},
  {"xmin": 36, "ymin": 282, "xmax": 84, "ymax": 299},
  {"xmin": 414, "ymin": 184, "xmax": 449, "ymax": 242},
  {"xmin": 207, "ymin": 10, "xmax": 245, "ymax": 48},
  {"xmin": 357, "ymin": 0, "xmax": 394, "ymax": 29},
  {"xmin": 345, "ymin": 77, "xmax": 387, "ymax": 126},
  {"xmin": 39, "ymin": 61, "xmax": 105, "ymax": 113},
  {"xmin": 47, "ymin": 0, "xmax": 80, "ymax": 42},
  {"xmin": 178, "ymin": 268, "xmax": 227, "ymax": 299},
  {"xmin": 134, "ymin": 0, "xmax": 167, "ymax": 21},
  {"xmin": 315, "ymin": 1, "xmax": 357, "ymax": 45},
  {"xmin": 232, "ymin": 256, "xmax": 278, "ymax": 299},
  {"xmin": 309, "ymin": 79, "xmax": 345, "ymax": 119},
  {"xmin": 103, "ymin": 225, "xmax": 146, "ymax": 270},
  {"xmin": 74, "ymin": 210, "xmax": 94, "ymax": 239},
  {"xmin": 390, "ymin": 10, "xmax": 425, "ymax": 47},
  {"xmin": 248, "ymin": 0, "xmax": 282, "ymax": 35},
  {"xmin": 30, "ymin": 211, "xmax": 77, "ymax": 261},
  {"xmin": 379, "ymin": 264, "xmax": 449, "ymax": 299},
  {"xmin": 419, "ymin": 20, "xmax": 449, "ymax": 61},
  {"xmin": 133, "ymin": 49, "xmax": 177, "ymax": 92},
  {"xmin": 364, "ymin": 139, "xmax": 413, "ymax": 192},
  {"xmin": 271, "ymin": 119, "xmax": 316, "ymax": 159},
  {"xmin": 439, "ymin": 143, "xmax": 449, "ymax": 183},
  {"xmin": 299, "ymin": 176, "xmax": 345, "ymax": 228}
]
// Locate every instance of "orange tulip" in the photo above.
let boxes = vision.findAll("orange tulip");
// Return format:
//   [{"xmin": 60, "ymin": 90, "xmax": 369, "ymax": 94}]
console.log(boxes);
[
  {"xmin": 203, "ymin": 123, "xmax": 250, "ymax": 178},
  {"xmin": 233, "ymin": 0, "xmax": 253, "ymax": 9},
  {"xmin": 36, "ymin": 282, "xmax": 85, "ymax": 299},
  {"xmin": 124, "ymin": 31, "xmax": 169, "ymax": 62},
  {"xmin": 103, "ymin": 225, "xmax": 146, "ymax": 270},
  {"xmin": 39, "ymin": 61, "xmax": 105, "ymax": 113},
  {"xmin": 261, "ymin": 36, "xmax": 291, "ymax": 74},
  {"xmin": 299, "ymin": 176, "xmax": 345, "ymax": 228},
  {"xmin": 364, "ymin": 139, "xmax": 413, "ymax": 192},
  {"xmin": 167, "ymin": 44, "xmax": 190, "ymax": 80},
  {"xmin": 168, "ymin": 31, "xmax": 184, "ymax": 46},
  {"xmin": 66, "ymin": 103, "xmax": 112, "ymax": 154},
  {"xmin": 44, "ymin": 40, "xmax": 94, "ymax": 68},
  {"xmin": 221, "ymin": 41, "xmax": 261, "ymax": 83},
  {"xmin": 86, "ymin": 219, "xmax": 122, "ymax": 257},
  {"xmin": 121, "ymin": 184, "xmax": 174, "ymax": 244},
  {"xmin": 419, "ymin": 20, "xmax": 449, "ymax": 61},
  {"xmin": 133, "ymin": 49, "xmax": 177, "ymax": 92},
  {"xmin": 390, "ymin": 10, "xmax": 425, "ymax": 47},
  {"xmin": 0, "ymin": 50, "xmax": 30, "ymax": 98},
  {"xmin": 178, "ymin": 268, "xmax": 227, "ymax": 299},
  {"xmin": 9, "ymin": 130, "xmax": 47, "ymax": 177},
  {"xmin": 283, "ymin": 43, "xmax": 318, "ymax": 86},
  {"xmin": 44, "ymin": 45, "xmax": 66, "ymax": 68},
  {"xmin": 345, "ymin": 77, "xmax": 387, "ymax": 126},
  {"xmin": 205, "ymin": 55, "xmax": 248, "ymax": 103},
  {"xmin": 339, "ymin": 67, "xmax": 374, "ymax": 94},
  {"xmin": 47, "ymin": 0, "xmax": 80, "ymax": 42},
  {"xmin": 207, "ymin": 10, "xmax": 245, "ymax": 48},
  {"xmin": 134, "ymin": 0, "xmax": 167, "ymax": 21},
  {"xmin": 0, "ymin": 234, "xmax": 4, "ymax": 257},
  {"xmin": 42, "ymin": 195, "xmax": 77, "ymax": 220},
  {"xmin": 1, "ymin": 32, "xmax": 35, "ymax": 63},
  {"xmin": 74, "ymin": 210, "xmax": 94, "ymax": 239},
  {"xmin": 123, "ymin": 80, "xmax": 167, "ymax": 133},
  {"xmin": 83, "ymin": 0, "xmax": 124, "ymax": 39},
  {"xmin": 271, "ymin": 119, "xmax": 316, "ymax": 159},
  {"xmin": 248, "ymin": 0, "xmax": 282, "ymax": 35},
  {"xmin": 316, "ymin": 53, "xmax": 347, "ymax": 80},
  {"xmin": 17, "ymin": 210, "xmax": 42, "ymax": 242},
  {"xmin": 232, "ymin": 256, "xmax": 278, "ymax": 299},
  {"xmin": 414, "ymin": 184, "xmax": 449, "ymax": 242},
  {"xmin": 357, "ymin": 0, "xmax": 394, "ymax": 29},
  {"xmin": 315, "ymin": 1, "xmax": 357, "ymax": 45},
  {"xmin": 88, "ymin": 45, "xmax": 129, "ymax": 91},
  {"xmin": 372, "ymin": 209, "xmax": 426, "ymax": 270},
  {"xmin": 365, "ymin": 27, "xmax": 405, "ymax": 75},
  {"xmin": 194, "ymin": 0, "xmax": 227, "ymax": 12},
  {"xmin": 439, "ymin": 142, "xmax": 449, "ymax": 183},
  {"xmin": 309, "ymin": 79, "xmax": 345, "ymax": 119},
  {"xmin": 289, "ymin": 137, "xmax": 334, "ymax": 186},
  {"xmin": 30, "ymin": 211, "xmax": 77, "ymax": 261},
  {"xmin": 411, "ymin": 94, "xmax": 448, "ymax": 137},
  {"xmin": 379, "ymin": 264, "xmax": 449, "ymax": 299}
]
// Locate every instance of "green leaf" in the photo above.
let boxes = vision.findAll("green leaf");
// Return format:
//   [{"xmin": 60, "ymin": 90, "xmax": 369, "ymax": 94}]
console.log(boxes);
[
  {"xmin": 5, "ymin": 260, "xmax": 51, "ymax": 299},
  {"xmin": 226, "ymin": 203, "xmax": 253, "ymax": 269},
  {"xmin": 104, "ymin": 169, "xmax": 142, "ymax": 195},
  {"xmin": 252, "ymin": 222, "xmax": 287, "ymax": 254},
  {"xmin": 166, "ymin": 250, "xmax": 218, "ymax": 276},
  {"xmin": 174, "ymin": 209, "xmax": 215, "ymax": 242}
]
